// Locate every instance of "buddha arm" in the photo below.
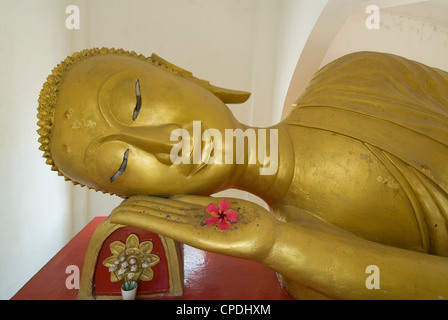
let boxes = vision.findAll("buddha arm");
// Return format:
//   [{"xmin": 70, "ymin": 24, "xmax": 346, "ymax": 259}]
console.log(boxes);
[
  {"xmin": 263, "ymin": 219, "xmax": 448, "ymax": 300},
  {"xmin": 110, "ymin": 195, "xmax": 448, "ymax": 299}
]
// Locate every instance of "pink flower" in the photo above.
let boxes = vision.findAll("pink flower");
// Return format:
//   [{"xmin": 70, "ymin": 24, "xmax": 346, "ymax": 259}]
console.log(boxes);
[{"xmin": 205, "ymin": 199, "xmax": 239, "ymax": 230}]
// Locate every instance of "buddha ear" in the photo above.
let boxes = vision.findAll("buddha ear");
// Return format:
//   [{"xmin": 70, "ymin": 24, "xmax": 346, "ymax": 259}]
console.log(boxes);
[{"xmin": 151, "ymin": 54, "xmax": 251, "ymax": 104}]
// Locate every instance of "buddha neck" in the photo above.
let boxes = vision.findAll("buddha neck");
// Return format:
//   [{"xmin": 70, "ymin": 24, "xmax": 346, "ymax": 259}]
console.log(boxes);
[{"xmin": 225, "ymin": 123, "xmax": 295, "ymax": 207}]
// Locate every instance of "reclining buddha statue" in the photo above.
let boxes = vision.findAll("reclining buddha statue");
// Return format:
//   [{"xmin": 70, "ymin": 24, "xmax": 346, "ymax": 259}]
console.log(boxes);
[{"xmin": 37, "ymin": 48, "xmax": 448, "ymax": 299}]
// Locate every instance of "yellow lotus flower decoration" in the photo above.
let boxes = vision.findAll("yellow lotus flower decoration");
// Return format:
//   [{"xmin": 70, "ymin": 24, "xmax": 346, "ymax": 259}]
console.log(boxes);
[{"xmin": 102, "ymin": 234, "xmax": 160, "ymax": 283}]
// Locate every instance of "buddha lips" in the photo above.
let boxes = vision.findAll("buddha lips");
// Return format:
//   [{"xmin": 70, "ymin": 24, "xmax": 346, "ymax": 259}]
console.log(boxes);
[{"xmin": 205, "ymin": 199, "xmax": 239, "ymax": 230}]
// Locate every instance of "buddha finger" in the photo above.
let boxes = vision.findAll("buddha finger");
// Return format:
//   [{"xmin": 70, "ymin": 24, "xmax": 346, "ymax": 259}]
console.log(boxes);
[
  {"xmin": 111, "ymin": 208, "xmax": 227, "ymax": 254},
  {"xmin": 170, "ymin": 195, "xmax": 223, "ymax": 207},
  {"xmin": 112, "ymin": 204, "xmax": 189, "ymax": 223},
  {"xmin": 110, "ymin": 209, "xmax": 190, "ymax": 241},
  {"xmin": 114, "ymin": 201, "xmax": 194, "ymax": 221},
  {"xmin": 126, "ymin": 195, "xmax": 204, "ymax": 211}
]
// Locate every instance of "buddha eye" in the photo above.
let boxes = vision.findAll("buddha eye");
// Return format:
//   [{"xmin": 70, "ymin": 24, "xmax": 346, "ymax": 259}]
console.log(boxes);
[
  {"xmin": 132, "ymin": 79, "xmax": 142, "ymax": 121},
  {"xmin": 110, "ymin": 149, "xmax": 129, "ymax": 183}
]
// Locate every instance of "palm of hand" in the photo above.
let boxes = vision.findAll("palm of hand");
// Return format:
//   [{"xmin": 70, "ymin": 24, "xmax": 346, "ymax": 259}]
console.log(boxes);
[{"xmin": 110, "ymin": 195, "xmax": 277, "ymax": 261}]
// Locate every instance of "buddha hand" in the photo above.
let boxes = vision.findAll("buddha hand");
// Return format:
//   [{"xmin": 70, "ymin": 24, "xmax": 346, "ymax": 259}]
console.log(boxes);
[{"xmin": 110, "ymin": 195, "xmax": 277, "ymax": 261}]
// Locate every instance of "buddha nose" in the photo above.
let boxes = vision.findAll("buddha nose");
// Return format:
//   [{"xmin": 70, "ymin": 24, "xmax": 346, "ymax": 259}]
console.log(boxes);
[{"xmin": 124, "ymin": 123, "xmax": 182, "ymax": 155}]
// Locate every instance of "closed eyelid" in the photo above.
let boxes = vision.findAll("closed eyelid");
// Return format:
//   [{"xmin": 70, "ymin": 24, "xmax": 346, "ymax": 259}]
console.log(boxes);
[
  {"xmin": 110, "ymin": 149, "xmax": 130, "ymax": 183},
  {"xmin": 132, "ymin": 79, "xmax": 142, "ymax": 121}
]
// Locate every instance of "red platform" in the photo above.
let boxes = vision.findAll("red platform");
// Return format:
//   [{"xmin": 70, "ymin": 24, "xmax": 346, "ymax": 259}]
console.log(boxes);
[{"xmin": 12, "ymin": 217, "xmax": 293, "ymax": 300}]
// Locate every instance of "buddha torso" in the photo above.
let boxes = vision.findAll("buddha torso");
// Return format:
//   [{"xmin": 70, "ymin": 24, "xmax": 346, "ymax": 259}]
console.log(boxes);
[
  {"xmin": 271, "ymin": 51, "xmax": 448, "ymax": 257},
  {"xmin": 276, "ymin": 124, "xmax": 424, "ymax": 253}
]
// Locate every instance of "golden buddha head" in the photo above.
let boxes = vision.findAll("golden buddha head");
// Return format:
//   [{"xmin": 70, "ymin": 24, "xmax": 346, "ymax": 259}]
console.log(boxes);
[{"xmin": 37, "ymin": 48, "xmax": 250, "ymax": 197}]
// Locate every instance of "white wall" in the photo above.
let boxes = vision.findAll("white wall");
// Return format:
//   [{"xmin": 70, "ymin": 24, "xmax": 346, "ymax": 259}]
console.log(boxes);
[
  {"xmin": 271, "ymin": 0, "xmax": 330, "ymax": 124},
  {"xmin": 0, "ymin": 0, "xmax": 74, "ymax": 300},
  {"xmin": 322, "ymin": 1, "xmax": 448, "ymax": 71}
]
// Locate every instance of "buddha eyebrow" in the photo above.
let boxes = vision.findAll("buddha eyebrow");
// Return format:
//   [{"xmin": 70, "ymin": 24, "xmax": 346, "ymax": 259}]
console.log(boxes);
[
  {"xmin": 110, "ymin": 149, "xmax": 129, "ymax": 183},
  {"xmin": 132, "ymin": 79, "xmax": 142, "ymax": 121}
]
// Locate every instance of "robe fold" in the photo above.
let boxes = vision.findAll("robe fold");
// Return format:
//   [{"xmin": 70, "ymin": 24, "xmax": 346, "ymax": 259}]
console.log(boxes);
[{"xmin": 286, "ymin": 51, "xmax": 448, "ymax": 256}]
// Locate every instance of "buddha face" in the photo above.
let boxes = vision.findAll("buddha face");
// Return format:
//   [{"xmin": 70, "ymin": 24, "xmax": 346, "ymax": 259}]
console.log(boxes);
[{"xmin": 50, "ymin": 55, "xmax": 240, "ymax": 197}]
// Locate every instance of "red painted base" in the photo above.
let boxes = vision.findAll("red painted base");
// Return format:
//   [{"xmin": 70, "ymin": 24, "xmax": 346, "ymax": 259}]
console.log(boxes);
[
  {"xmin": 94, "ymin": 226, "xmax": 172, "ymax": 297},
  {"xmin": 11, "ymin": 217, "xmax": 293, "ymax": 300}
]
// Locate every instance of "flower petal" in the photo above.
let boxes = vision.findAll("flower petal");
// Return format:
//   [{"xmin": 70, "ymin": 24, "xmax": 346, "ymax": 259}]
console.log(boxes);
[
  {"xmin": 126, "ymin": 234, "xmax": 140, "ymax": 249},
  {"xmin": 141, "ymin": 268, "xmax": 154, "ymax": 281},
  {"xmin": 110, "ymin": 241, "xmax": 125, "ymax": 257},
  {"xmin": 218, "ymin": 199, "xmax": 232, "ymax": 213},
  {"xmin": 147, "ymin": 254, "xmax": 160, "ymax": 267},
  {"xmin": 205, "ymin": 217, "xmax": 220, "ymax": 225},
  {"xmin": 217, "ymin": 218, "xmax": 231, "ymax": 230},
  {"xmin": 206, "ymin": 203, "xmax": 219, "ymax": 216},
  {"xmin": 139, "ymin": 241, "xmax": 153, "ymax": 254},
  {"xmin": 224, "ymin": 209, "xmax": 238, "ymax": 222},
  {"xmin": 102, "ymin": 256, "xmax": 118, "ymax": 267}
]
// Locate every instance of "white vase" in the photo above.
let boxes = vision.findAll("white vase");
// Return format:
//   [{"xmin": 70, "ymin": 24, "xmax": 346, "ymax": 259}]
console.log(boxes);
[{"xmin": 121, "ymin": 281, "xmax": 138, "ymax": 300}]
